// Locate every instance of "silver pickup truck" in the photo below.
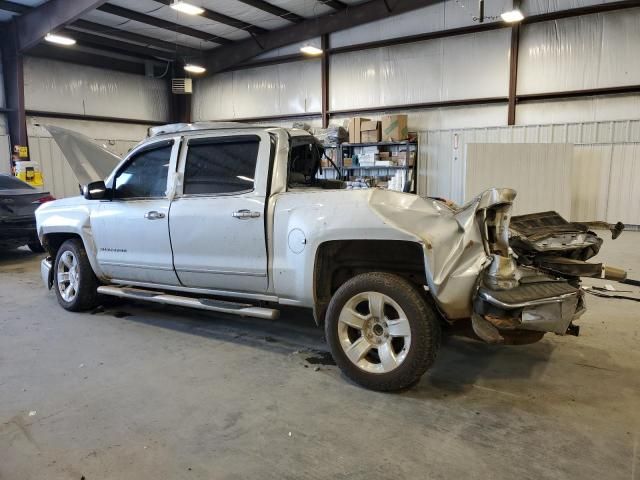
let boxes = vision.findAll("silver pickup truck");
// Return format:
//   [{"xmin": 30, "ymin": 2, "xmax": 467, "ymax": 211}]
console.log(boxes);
[{"xmin": 36, "ymin": 122, "xmax": 623, "ymax": 391}]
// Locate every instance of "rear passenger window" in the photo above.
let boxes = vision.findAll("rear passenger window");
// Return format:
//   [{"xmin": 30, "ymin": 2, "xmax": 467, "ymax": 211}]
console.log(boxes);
[{"xmin": 183, "ymin": 136, "xmax": 259, "ymax": 195}]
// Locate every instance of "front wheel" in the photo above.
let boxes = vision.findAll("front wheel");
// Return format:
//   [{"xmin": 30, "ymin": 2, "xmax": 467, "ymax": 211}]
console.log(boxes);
[
  {"xmin": 325, "ymin": 272, "xmax": 441, "ymax": 391},
  {"xmin": 53, "ymin": 239, "xmax": 100, "ymax": 311}
]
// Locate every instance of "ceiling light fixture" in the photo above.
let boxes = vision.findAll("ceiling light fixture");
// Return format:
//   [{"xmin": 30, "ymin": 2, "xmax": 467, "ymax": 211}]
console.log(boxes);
[
  {"xmin": 300, "ymin": 45, "xmax": 323, "ymax": 56},
  {"xmin": 184, "ymin": 64, "xmax": 206, "ymax": 74},
  {"xmin": 500, "ymin": 9, "xmax": 524, "ymax": 23},
  {"xmin": 170, "ymin": 1, "xmax": 204, "ymax": 15},
  {"xmin": 44, "ymin": 33, "xmax": 76, "ymax": 46}
]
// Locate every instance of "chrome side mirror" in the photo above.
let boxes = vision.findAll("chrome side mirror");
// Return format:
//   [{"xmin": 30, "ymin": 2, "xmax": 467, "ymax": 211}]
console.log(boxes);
[{"xmin": 83, "ymin": 180, "xmax": 109, "ymax": 200}]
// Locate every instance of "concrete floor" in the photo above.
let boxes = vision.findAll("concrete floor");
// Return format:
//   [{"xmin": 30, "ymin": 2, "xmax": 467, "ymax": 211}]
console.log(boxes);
[{"xmin": 1, "ymin": 234, "xmax": 639, "ymax": 480}]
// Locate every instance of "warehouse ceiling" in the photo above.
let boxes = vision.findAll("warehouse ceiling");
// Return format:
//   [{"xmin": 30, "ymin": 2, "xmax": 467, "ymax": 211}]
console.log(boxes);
[{"xmin": 2, "ymin": 0, "xmax": 440, "ymax": 75}]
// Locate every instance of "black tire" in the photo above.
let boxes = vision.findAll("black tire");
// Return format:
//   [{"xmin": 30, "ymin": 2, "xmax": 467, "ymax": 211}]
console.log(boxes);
[
  {"xmin": 325, "ymin": 272, "xmax": 441, "ymax": 391},
  {"xmin": 27, "ymin": 241, "xmax": 45, "ymax": 253},
  {"xmin": 53, "ymin": 239, "xmax": 101, "ymax": 312}
]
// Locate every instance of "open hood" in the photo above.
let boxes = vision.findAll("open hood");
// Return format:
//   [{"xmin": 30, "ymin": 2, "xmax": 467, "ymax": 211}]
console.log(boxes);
[{"xmin": 44, "ymin": 126, "xmax": 122, "ymax": 186}]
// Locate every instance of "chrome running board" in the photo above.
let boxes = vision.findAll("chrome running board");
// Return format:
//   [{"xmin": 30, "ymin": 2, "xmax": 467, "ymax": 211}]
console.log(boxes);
[{"xmin": 97, "ymin": 286, "xmax": 280, "ymax": 320}]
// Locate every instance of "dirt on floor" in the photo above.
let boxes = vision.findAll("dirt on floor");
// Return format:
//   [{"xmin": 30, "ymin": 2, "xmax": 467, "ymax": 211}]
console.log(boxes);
[{"xmin": 0, "ymin": 233, "xmax": 639, "ymax": 480}]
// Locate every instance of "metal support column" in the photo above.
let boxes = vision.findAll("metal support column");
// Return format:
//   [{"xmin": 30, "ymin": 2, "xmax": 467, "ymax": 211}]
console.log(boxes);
[
  {"xmin": 321, "ymin": 34, "xmax": 330, "ymax": 128},
  {"xmin": 507, "ymin": 24, "xmax": 521, "ymax": 125},
  {"xmin": 1, "ymin": 24, "xmax": 28, "ymax": 151}
]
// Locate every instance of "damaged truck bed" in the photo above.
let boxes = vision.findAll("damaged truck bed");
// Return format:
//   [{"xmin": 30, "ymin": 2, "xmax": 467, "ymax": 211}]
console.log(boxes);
[{"xmin": 471, "ymin": 209, "xmax": 625, "ymax": 344}]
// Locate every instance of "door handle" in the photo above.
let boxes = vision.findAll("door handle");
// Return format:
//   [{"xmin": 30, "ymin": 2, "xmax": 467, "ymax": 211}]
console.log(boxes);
[
  {"xmin": 232, "ymin": 209, "xmax": 261, "ymax": 219},
  {"xmin": 144, "ymin": 210, "xmax": 165, "ymax": 220}
]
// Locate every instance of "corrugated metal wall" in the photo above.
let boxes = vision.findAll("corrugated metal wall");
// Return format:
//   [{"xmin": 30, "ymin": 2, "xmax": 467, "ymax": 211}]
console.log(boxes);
[
  {"xmin": 464, "ymin": 143, "xmax": 573, "ymax": 218},
  {"xmin": 194, "ymin": 5, "xmax": 640, "ymax": 132},
  {"xmin": 193, "ymin": 60, "xmax": 321, "ymax": 121},
  {"xmin": 422, "ymin": 120, "xmax": 640, "ymax": 224},
  {"xmin": 23, "ymin": 57, "xmax": 170, "ymax": 122}
]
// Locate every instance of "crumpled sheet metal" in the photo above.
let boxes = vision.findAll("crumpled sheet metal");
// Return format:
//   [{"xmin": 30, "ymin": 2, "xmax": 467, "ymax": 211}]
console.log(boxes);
[{"xmin": 369, "ymin": 188, "xmax": 516, "ymax": 319}]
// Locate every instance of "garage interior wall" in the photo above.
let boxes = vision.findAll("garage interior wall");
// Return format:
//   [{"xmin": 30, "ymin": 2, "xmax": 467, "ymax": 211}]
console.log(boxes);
[
  {"xmin": 193, "ymin": 2, "xmax": 640, "ymax": 130},
  {"xmin": 421, "ymin": 120, "xmax": 640, "ymax": 224},
  {"xmin": 21, "ymin": 57, "xmax": 169, "ymax": 197}
]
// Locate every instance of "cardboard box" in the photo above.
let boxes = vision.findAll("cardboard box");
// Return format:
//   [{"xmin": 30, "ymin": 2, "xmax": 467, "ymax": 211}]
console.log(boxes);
[
  {"xmin": 348, "ymin": 117, "xmax": 370, "ymax": 143},
  {"xmin": 360, "ymin": 120, "xmax": 381, "ymax": 143},
  {"xmin": 343, "ymin": 157, "xmax": 353, "ymax": 167},
  {"xmin": 381, "ymin": 114, "xmax": 408, "ymax": 141},
  {"xmin": 378, "ymin": 151, "xmax": 390, "ymax": 159},
  {"xmin": 396, "ymin": 151, "xmax": 416, "ymax": 167}
]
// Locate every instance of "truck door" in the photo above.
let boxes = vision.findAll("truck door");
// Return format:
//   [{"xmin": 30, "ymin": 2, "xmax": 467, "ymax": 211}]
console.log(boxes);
[
  {"xmin": 169, "ymin": 131, "xmax": 272, "ymax": 293},
  {"xmin": 91, "ymin": 138, "xmax": 181, "ymax": 285}
]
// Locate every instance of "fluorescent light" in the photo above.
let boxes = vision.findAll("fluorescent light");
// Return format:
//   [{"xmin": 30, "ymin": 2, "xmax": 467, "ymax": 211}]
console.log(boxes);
[
  {"xmin": 44, "ymin": 33, "xmax": 76, "ymax": 46},
  {"xmin": 501, "ymin": 9, "xmax": 524, "ymax": 23},
  {"xmin": 184, "ymin": 64, "xmax": 206, "ymax": 74},
  {"xmin": 300, "ymin": 45, "xmax": 323, "ymax": 56},
  {"xmin": 170, "ymin": 1, "xmax": 204, "ymax": 15}
]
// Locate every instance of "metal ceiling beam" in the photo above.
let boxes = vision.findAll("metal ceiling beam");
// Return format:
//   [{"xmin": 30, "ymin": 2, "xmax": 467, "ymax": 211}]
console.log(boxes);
[
  {"xmin": 0, "ymin": 2, "xmax": 204, "ymax": 58},
  {"xmin": 14, "ymin": 0, "xmax": 110, "ymax": 52},
  {"xmin": 322, "ymin": 0, "xmax": 348, "ymax": 10},
  {"xmin": 27, "ymin": 43, "xmax": 150, "ymax": 76},
  {"xmin": 59, "ymin": 27, "xmax": 177, "ymax": 62},
  {"xmin": 0, "ymin": 0, "xmax": 27, "ymax": 14},
  {"xmin": 202, "ymin": 0, "xmax": 443, "ymax": 73},
  {"xmin": 96, "ymin": 3, "xmax": 232, "ymax": 45},
  {"xmin": 233, "ymin": 0, "xmax": 304, "ymax": 23},
  {"xmin": 151, "ymin": 0, "xmax": 267, "ymax": 35},
  {"xmin": 71, "ymin": 20, "xmax": 202, "ymax": 57}
]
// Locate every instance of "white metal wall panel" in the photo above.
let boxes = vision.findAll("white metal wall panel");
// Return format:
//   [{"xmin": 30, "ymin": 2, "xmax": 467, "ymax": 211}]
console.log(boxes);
[
  {"xmin": 329, "ymin": 28, "xmax": 510, "ymax": 111},
  {"xmin": 516, "ymin": 95, "xmax": 640, "ymax": 125},
  {"xmin": 0, "ymin": 135, "xmax": 10, "ymax": 174},
  {"xmin": 193, "ymin": 60, "xmax": 321, "ymax": 120},
  {"xmin": 23, "ymin": 57, "xmax": 169, "ymax": 122},
  {"xmin": 571, "ymin": 144, "xmax": 612, "ymax": 221},
  {"xmin": 523, "ymin": 0, "xmax": 623, "ymax": 16},
  {"xmin": 464, "ymin": 143, "xmax": 573, "ymax": 217},
  {"xmin": 424, "ymin": 122, "xmax": 640, "ymax": 223},
  {"xmin": 606, "ymin": 143, "xmax": 640, "ymax": 224},
  {"xmin": 330, "ymin": 0, "xmax": 511, "ymax": 48},
  {"xmin": 518, "ymin": 8, "xmax": 640, "ymax": 94}
]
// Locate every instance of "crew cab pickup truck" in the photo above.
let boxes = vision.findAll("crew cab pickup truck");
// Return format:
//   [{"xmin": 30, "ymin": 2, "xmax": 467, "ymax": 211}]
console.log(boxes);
[{"xmin": 36, "ymin": 123, "xmax": 623, "ymax": 391}]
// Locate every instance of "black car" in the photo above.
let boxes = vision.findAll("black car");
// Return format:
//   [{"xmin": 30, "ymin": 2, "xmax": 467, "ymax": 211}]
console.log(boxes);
[{"xmin": 0, "ymin": 174, "xmax": 55, "ymax": 252}]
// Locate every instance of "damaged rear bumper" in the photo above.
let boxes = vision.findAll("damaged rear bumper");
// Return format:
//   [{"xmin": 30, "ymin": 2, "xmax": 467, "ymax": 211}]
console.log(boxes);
[{"xmin": 471, "ymin": 269, "xmax": 585, "ymax": 344}]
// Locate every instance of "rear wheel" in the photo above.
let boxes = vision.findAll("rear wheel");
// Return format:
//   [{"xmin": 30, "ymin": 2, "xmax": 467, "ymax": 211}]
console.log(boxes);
[
  {"xmin": 53, "ymin": 239, "xmax": 100, "ymax": 311},
  {"xmin": 325, "ymin": 272, "xmax": 441, "ymax": 391}
]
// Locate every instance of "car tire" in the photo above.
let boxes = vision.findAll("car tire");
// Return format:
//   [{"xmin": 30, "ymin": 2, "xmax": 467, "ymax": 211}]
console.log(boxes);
[
  {"xmin": 53, "ymin": 239, "xmax": 100, "ymax": 312},
  {"xmin": 325, "ymin": 272, "xmax": 441, "ymax": 391},
  {"xmin": 27, "ymin": 241, "xmax": 45, "ymax": 253}
]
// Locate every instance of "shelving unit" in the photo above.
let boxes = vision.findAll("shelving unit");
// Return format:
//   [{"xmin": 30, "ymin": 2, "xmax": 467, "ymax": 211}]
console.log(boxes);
[{"xmin": 320, "ymin": 140, "xmax": 417, "ymax": 192}]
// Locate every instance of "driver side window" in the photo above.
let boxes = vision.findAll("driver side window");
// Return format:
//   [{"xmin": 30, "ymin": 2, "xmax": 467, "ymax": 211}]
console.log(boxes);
[{"xmin": 114, "ymin": 143, "xmax": 173, "ymax": 199}]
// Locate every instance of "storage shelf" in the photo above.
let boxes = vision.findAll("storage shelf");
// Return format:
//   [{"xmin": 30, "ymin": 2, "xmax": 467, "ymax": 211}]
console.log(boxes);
[
  {"xmin": 341, "ymin": 141, "xmax": 417, "ymax": 147},
  {"xmin": 343, "ymin": 165, "xmax": 412, "ymax": 169}
]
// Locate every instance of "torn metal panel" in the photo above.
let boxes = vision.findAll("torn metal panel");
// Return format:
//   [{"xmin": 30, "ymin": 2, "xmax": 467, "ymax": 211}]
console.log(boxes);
[{"xmin": 369, "ymin": 188, "xmax": 516, "ymax": 319}]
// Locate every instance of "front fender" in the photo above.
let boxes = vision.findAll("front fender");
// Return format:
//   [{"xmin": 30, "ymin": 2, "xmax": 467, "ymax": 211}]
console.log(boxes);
[{"xmin": 36, "ymin": 198, "xmax": 106, "ymax": 280}]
